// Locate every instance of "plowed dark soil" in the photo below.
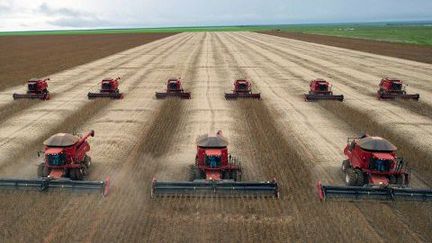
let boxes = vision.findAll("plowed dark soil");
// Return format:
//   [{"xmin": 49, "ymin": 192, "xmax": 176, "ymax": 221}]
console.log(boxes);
[
  {"xmin": 259, "ymin": 31, "xmax": 432, "ymax": 64},
  {"xmin": 0, "ymin": 33, "xmax": 175, "ymax": 90}
]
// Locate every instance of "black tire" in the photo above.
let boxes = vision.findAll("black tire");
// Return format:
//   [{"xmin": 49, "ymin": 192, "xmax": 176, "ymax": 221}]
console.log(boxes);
[
  {"xmin": 354, "ymin": 169, "xmax": 365, "ymax": 186},
  {"xmin": 342, "ymin": 160, "xmax": 351, "ymax": 172},
  {"xmin": 69, "ymin": 168, "xmax": 84, "ymax": 180},
  {"xmin": 84, "ymin": 155, "xmax": 91, "ymax": 168},
  {"xmin": 37, "ymin": 163, "xmax": 49, "ymax": 177},
  {"xmin": 345, "ymin": 168, "xmax": 358, "ymax": 186},
  {"xmin": 396, "ymin": 175, "xmax": 405, "ymax": 185}
]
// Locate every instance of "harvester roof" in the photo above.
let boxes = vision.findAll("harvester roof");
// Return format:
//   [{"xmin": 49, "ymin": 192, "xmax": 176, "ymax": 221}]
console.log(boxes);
[
  {"xmin": 358, "ymin": 136, "xmax": 397, "ymax": 152},
  {"xmin": 196, "ymin": 134, "xmax": 228, "ymax": 148},
  {"xmin": 43, "ymin": 133, "xmax": 79, "ymax": 147}
]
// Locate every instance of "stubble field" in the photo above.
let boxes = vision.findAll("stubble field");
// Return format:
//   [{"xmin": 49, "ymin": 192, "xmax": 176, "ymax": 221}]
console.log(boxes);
[{"xmin": 0, "ymin": 32, "xmax": 431, "ymax": 242}]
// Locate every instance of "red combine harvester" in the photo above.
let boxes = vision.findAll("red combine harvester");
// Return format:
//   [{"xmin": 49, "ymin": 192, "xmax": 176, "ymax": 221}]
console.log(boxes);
[
  {"xmin": 152, "ymin": 131, "xmax": 278, "ymax": 198},
  {"xmin": 377, "ymin": 77, "xmax": 420, "ymax": 100},
  {"xmin": 155, "ymin": 78, "xmax": 191, "ymax": 99},
  {"xmin": 224, "ymin": 79, "xmax": 261, "ymax": 99},
  {"xmin": 317, "ymin": 134, "xmax": 432, "ymax": 201},
  {"xmin": 304, "ymin": 79, "xmax": 344, "ymax": 101},
  {"xmin": 88, "ymin": 77, "xmax": 123, "ymax": 99},
  {"xmin": 0, "ymin": 130, "xmax": 109, "ymax": 196},
  {"xmin": 13, "ymin": 78, "xmax": 50, "ymax": 100}
]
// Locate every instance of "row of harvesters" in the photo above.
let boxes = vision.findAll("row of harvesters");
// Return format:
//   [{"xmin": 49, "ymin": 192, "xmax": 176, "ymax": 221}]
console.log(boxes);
[
  {"xmin": 317, "ymin": 134, "xmax": 432, "ymax": 201},
  {"xmin": 12, "ymin": 77, "xmax": 124, "ymax": 100},
  {"xmin": 155, "ymin": 78, "xmax": 261, "ymax": 100},
  {"xmin": 305, "ymin": 77, "xmax": 420, "ymax": 102},
  {"xmin": 0, "ymin": 129, "xmax": 277, "ymax": 198}
]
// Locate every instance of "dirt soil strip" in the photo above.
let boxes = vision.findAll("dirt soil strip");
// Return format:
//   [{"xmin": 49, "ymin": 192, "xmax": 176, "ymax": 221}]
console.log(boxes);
[
  {"xmin": 258, "ymin": 31, "xmax": 432, "ymax": 64},
  {"xmin": 0, "ymin": 33, "xmax": 201, "ymax": 242},
  {"xmin": 233, "ymin": 32, "xmax": 432, "ymax": 184},
  {"xmin": 0, "ymin": 33, "xmax": 192, "ymax": 175},
  {"xmin": 0, "ymin": 33, "xmax": 176, "ymax": 90},
  {"xmin": 221, "ymin": 31, "xmax": 432, "ymax": 242}
]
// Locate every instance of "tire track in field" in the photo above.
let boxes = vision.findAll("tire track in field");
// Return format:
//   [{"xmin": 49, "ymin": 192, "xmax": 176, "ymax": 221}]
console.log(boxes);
[{"xmin": 222, "ymin": 32, "xmax": 431, "ymax": 242}]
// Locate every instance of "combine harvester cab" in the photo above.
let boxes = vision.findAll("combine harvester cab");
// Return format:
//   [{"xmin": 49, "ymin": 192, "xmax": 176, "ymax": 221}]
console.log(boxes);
[
  {"xmin": 224, "ymin": 79, "xmax": 261, "ymax": 100},
  {"xmin": 13, "ymin": 78, "xmax": 50, "ymax": 100},
  {"xmin": 155, "ymin": 78, "xmax": 191, "ymax": 99},
  {"xmin": 304, "ymin": 79, "xmax": 344, "ymax": 102},
  {"xmin": 317, "ymin": 134, "xmax": 432, "ymax": 201},
  {"xmin": 88, "ymin": 77, "xmax": 124, "ymax": 99},
  {"xmin": 377, "ymin": 77, "xmax": 420, "ymax": 100},
  {"xmin": 152, "ymin": 130, "xmax": 278, "ymax": 198},
  {"xmin": 0, "ymin": 130, "xmax": 110, "ymax": 196}
]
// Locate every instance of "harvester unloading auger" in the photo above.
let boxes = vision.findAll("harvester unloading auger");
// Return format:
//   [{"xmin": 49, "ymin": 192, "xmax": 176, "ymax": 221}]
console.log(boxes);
[
  {"xmin": 0, "ymin": 130, "xmax": 110, "ymax": 196},
  {"xmin": 317, "ymin": 133, "xmax": 432, "ymax": 201},
  {"xmin": 152, "ymin": 131, "xmax": 278, "ymax": 198}
]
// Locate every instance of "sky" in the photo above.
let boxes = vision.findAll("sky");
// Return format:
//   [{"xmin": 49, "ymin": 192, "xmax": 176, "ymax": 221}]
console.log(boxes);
[{"xmin": 0, "ymin": 0, "xmax": 431, "ymax": 31}]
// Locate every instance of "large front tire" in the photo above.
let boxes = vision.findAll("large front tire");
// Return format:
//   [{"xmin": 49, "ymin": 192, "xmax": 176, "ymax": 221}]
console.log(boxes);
[
  {"xmin": 342, "ymin": 160, "xmax": 351, "ymax": 172},
  {"xmin": 345, "ymin": 168, "xmax": 358, "ymax": 186}
]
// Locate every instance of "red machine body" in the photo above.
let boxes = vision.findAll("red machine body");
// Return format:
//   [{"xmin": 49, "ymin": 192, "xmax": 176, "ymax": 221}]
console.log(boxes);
[
  {"xmin": 13, "ymin": 78, "xmax": 50, "ymax": 100},
  {"xmin": 155, "ymin": 78, "xmax": 191, "ymax": 99},
  {"xmin": 193, "ymin": 131, "xmax": 241, "ymax": 181},
  {"xmin": 88, "ymin": 77, "xmax": 123, "ymax": 99},
  {"xmin": 377, "ymin": 78, "xmax": 419, "ymax": 100},
  {"xmin": 343, "ymin": 134, "xmax": 409, "ymax": 187},
  {"xmin": 305, "ymin": 79, "xmax": 344, "ymax": 101},
  {"xmin": 38, "ymin": 130, "xmax": 95, "ymax": 180},
  {"xmin": 225, "ymin": 79, "xmax": 261, "ymax": 99}
]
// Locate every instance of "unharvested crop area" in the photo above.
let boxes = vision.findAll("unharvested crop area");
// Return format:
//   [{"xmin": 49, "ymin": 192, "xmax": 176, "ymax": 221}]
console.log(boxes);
[{"xmin": 0, "ymin": 32, "xmax": 432, "ymax": 242}]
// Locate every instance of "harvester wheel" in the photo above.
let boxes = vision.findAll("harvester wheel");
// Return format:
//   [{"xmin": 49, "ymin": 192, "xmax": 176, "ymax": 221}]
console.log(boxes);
[
  {"xmin": 345, "ymin": 168, "xmax": 358, "ymax": 186},
  {"xmin": 396, "ymin": 175, "xmax": 405, "ymax": 185},
  {"xmin": 69, "ymin": 168, "xmax": 84, "ymax": 180},
  {"xmin": 84, "ymin": 155, "xmax": 92, "ymax": 168},
  {"xmin": 37, "ymin": 163, "xmax": 49, "ymax": 177},
  {"xmin": 342, "ymin": 160, "xmax": 351, "ymax": 172},
  {"xmin": 354, "ymin": 169, "xmax": 365, "ymax": 186}
]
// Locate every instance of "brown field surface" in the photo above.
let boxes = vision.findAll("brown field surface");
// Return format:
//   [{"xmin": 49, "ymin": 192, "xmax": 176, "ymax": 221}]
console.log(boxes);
[
  {"xmin": 0, "ymin": 33, "xmax": 175, "ymax": 90},
  {"xmin": 0, "ymin": 32, "xmax": 431, "ymax": 242},
  {"xmin": 259, "ymin": 31, "xmax": 432, "ymax": 64}
]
